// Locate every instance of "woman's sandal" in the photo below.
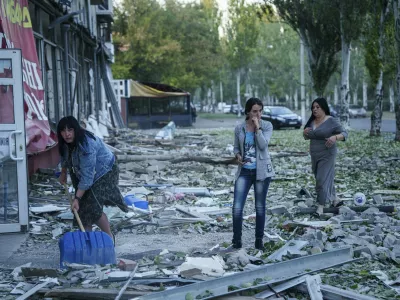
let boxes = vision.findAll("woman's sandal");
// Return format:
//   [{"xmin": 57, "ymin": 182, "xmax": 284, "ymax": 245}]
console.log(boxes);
[{"xmin": 331, "ymin": 200, "xmax": 344, "ymax": 208}]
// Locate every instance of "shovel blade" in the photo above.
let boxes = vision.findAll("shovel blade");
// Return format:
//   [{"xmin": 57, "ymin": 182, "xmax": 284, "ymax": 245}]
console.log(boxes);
[{"xmin": 59, "ymin": 231, "xmax": 115, "ymax": 268}]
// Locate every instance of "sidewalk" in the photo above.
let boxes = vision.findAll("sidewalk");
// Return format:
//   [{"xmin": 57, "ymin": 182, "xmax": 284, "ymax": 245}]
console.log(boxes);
[{"xmin": 0, "ymin": 233, "xmax": 28, "ymax": 267}]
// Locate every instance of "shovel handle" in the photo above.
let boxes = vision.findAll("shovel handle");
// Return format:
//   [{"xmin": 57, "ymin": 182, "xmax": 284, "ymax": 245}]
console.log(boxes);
[{"xmin": 63, "ymin": 184, "xmax": 85, "ymax": 232}]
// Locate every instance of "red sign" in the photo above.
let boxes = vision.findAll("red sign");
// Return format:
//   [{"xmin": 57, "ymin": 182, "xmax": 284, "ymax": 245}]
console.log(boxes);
[{"xmin": 0, "ymin": 0, "xmax": 55, "ymax": 153}]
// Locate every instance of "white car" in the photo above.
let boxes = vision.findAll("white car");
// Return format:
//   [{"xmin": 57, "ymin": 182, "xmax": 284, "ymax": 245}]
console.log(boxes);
[{"xmin": 348, "ymin": 105, "xmax": 367, "ymax": 118}]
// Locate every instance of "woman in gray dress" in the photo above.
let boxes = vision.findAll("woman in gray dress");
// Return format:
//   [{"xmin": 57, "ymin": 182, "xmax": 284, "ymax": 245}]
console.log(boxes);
[{"xmin": 303, "ymin": 98, "xmax": 348, "ymax": 216}]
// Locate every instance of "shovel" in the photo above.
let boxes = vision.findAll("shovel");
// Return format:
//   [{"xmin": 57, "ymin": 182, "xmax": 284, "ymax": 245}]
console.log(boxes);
[{"xmin": 59, "ymin": 184, "xmax": 116, "ymax": 268}]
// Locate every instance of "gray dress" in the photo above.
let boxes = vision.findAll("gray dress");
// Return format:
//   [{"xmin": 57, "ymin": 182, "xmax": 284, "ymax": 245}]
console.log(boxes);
[{"xmin": 305, "ymin": 117, "xmax": 348, "ymax": 205}]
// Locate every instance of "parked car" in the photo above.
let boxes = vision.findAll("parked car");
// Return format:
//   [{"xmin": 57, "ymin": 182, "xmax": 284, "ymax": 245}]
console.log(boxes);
[
  {"xmin": 329, "ymin": 104, "xmax": 338, "ymax": 117},
  {"xmin": 218, "ymin": 103, "xmax": 232, "ymax": 113},
  {"xmin": 230, "ymin": 104, "xmax": 244, "ymax": 115},
  {"xmin": 348, "ymin": 105, "xmax": 367, "ymax": 118},
  {"xmin": 261, "ymin": 106, "xmax": 302, "ymax": 129}
]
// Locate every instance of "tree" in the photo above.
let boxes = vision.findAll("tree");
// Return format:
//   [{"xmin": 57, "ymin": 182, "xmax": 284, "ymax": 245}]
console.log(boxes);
[
  {"xmin": 364, "ymin": 0, "xmax": 391, "ymax": 136},
  {"xmin": 250, "ymin": 23, "xmax": 301, "ymax": 106},
  {"xmin": 330, "ymin": 0, "xmax": 370, "ymax": 127},
  {"xmin": 225, "ymin": 0, "xmax": 261, "ymax": 115},
  {"xmin": 111, "ymin": 0, "xmax": 222, "ymax": 95},
  {"xmin": 264, "ymin": 0, "xmax": 341, "ymax": 96}
]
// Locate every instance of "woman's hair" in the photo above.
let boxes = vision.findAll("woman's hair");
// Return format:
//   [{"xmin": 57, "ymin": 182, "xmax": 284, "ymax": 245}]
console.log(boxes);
[
  {"xmin": 304, "ymin": 97, "xmax": 330, "ymax": 128},
  {"xmin": 57, "ymin": 116, "xmax": 95, "ymax": 157},
  {"xmin": 244, "ymin": 97, "xmax": 263, "ymax": 120}
]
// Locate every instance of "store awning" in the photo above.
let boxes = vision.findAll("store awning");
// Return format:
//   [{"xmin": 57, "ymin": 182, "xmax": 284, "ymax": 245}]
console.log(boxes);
[{"xmin": 130, "ymin": 81, "xmax": 188, "ymax": 98}]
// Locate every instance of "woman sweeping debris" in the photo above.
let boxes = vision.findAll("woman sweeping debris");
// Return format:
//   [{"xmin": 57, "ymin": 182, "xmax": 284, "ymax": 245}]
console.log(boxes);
[
  {"xmin": 57, "ymin": 116, "xmax": 128, "ymax": 243},
  {"xmin": 232, "ymin": 98, "xmax": 275, "ymax": 250}
]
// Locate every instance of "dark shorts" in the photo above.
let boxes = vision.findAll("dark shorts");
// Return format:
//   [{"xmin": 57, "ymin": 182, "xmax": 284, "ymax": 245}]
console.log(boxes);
[{"xmin": 70, "ymin": 160, "xmax": 128, "ymax": 227}]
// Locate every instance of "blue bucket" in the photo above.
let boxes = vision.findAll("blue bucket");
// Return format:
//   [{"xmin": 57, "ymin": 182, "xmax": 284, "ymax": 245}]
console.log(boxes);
[{"xmin": 124, "ymin": 194, "xmax": 148, "ymax": 209}]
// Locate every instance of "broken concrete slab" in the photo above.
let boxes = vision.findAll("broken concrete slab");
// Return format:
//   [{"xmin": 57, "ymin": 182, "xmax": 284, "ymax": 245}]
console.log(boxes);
[
  {"xmin": 178, "ymin": 256, "xmax": 226, "ymax": 277},
  {"xmin": 268, "ymin": 240, "xmax": 309, "ymax": 261}
]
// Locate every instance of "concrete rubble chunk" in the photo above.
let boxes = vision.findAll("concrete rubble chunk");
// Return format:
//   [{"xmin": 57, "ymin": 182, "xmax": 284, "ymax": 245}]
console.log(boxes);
[
  {"xmin": 373, "ymin": 194, "xmax": 384, "ymax": 205},
  {"xmin": 338, "ymin": 207, "xmax": 357, "ymax": 220},
  {"xmin": 267, "ymin": 205, "xmax": 289, "ymax": 215},
  {"xmin": 268, "ymin": 240, "xmax": 309, "ymax": 261},
  {"xmin": 117, "ymin": 258, "xmax": 137, "ymax": 271},
  {"xmin": 177, "ymin": 256, "xmax": 226, "ymax": 277},
  {"xmin": 305, "ymin": 275, "xmax": 323, "ymax": 300},
  {"xmin": 383, "ymin": 234, "xmax": 398, "ymax": 248}
]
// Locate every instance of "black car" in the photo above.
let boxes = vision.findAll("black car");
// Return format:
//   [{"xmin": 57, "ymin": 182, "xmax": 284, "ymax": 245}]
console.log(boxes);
[{"xmin": 261, "ymin": 106, "xmax": 302, "ymax": 129}]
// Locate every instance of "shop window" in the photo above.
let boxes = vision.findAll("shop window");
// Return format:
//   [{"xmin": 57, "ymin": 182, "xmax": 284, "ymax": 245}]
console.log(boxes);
[
  {"xmin": 151, "ymin": 98, "xmax": 170, "ymax": 115},
  {"xmin": 128, "ymin": 98, "xmax": 149, "ymax": 115},
  {"xmin": 170, "ymin": 97, "xmax": 188, "ymax": 114},
  {"xmin": 28, "ymin": 2, "xmax": 39, "ymax": 33}
]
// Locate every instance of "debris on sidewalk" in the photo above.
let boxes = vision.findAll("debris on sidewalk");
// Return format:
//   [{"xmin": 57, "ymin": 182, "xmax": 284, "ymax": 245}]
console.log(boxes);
[{"xmin": 1, "ymin": 129, "xmax": 399, "ymax": 299}]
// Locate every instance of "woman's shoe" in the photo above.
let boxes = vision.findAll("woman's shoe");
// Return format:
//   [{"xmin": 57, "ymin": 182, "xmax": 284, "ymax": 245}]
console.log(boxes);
[
  {"xmin": 312, "ymin": 205, "xmax": 324, "ymax": 218},
  {"xmin": 331, "ymin": 200, "xmax": 344, "ymax": 208},
  {"xmin": 232, "ymin": 239, "xmax": 242, "ymax": 249},
  {"xmin": 255, "ymin": 238, "xmax": 264, "ymax": 250}
]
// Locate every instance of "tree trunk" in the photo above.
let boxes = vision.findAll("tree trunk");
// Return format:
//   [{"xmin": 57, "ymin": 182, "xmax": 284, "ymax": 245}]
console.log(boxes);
[
  {"xmin": 294, "ymin": 88, "xmax": 298, "ymax": 110},
  {"xmin": 370, "ymin": 3, "xmax": 388, "ymax": 136},
  {"xmin": 211, "ymin": 81, "xmax": 216, "ymax": 113},
  {"xmin": 390, "ymin": 82, "xmax": 395, "ymax": 112},
  {"xmin": 363, "ymin": 80, "xmax": 368, "ymax": 108},
  {"xmin": 334, "ymin": 85, "xmax": 338, "ymax": 106},
  {"xmin": 394, "ymin": 0, "xmax": 400, "ymax": 141},
  {"xmin": 370, "ymin": 71, "xmax": 384, "ymax": 136},
  {"xmin": 300, "ymin": 39, "xmax": 306, "ymax": 123},
  {"xmin": 219, "ymin": 80, "xmax": 223, "ymax": 111},
  {"xmin": 353, "ymin": 86, "xmax": 358, "ymax": 105},
  {"xmin": 339, "ymin": 9, "xmax": 351, "ymax": 128},
  {"xmin": 236, "ymin": 69, "xmax": 241, "ymax": 117}
]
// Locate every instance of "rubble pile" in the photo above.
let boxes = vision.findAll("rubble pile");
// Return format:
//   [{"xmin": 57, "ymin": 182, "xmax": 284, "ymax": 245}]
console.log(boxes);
[{"xmin": 1, "ymin": 127, "xmax": 400, "ymax": 299}]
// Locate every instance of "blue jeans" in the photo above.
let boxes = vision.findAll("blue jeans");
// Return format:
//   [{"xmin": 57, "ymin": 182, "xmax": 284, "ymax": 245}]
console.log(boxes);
[{"xmin": 232, "ymin": 168, "xmax": 271, "ymax": 241}]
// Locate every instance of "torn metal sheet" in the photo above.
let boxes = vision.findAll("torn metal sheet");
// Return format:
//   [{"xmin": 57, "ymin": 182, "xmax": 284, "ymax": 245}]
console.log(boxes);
[
  {"xmin": 268, "ymin": 240, "xmax": 309, "ymax": 261},
  {"xmin": 254, "ymin": 275, "xmax": 308, "ymax": 298},
  {"xmin": 16, "ymin": 278, "xmax": 58, "ymax": 300},
  {"xmin": 134, "ymin": 247, "xmax": 355, "ymax": 300},
  {"xmin": 371, "ymin": 270, "xmax": 400, "ymax": 294},
  {"xmin": 296, "ymin": 283, "xmax": 380, "ymax": 300}
]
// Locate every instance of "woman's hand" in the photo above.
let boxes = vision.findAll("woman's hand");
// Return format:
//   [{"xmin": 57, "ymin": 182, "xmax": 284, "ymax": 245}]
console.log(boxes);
[
  {"xmin": 325, "ymin": 135, "xmax": 337, "ymax": 148},
  {"xmin": 71, "ymin": 198, "xmax": 80, "ymax": 212},
  {"xmin": 59, "ymin": 171, "xmax": 67, "ymax": 185},
  {"xmin": 235, "ymin": 153, "xmax": 245, "ymax": 165},
  {"xmin": 251, "ymin": 117, "xmax": 260, "ymax": 130},
  {"xmin": 303, "ymin": 127, "xmax": 312, "ymax": 139}
]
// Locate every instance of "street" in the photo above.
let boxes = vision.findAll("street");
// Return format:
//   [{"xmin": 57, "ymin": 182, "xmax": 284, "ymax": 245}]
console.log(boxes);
[
  {"xmin": 349, "ymin": 117, "xmax": 396, "ymax": 132},
  {"xmin": 194, "ymin": 114, "xmax": 397, "ymax": 133}
]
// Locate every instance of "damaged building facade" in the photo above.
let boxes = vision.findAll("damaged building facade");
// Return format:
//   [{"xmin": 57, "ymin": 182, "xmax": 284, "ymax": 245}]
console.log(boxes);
[{"xmin": 0, "ymin": 0, "xmax": 120, "ymax": 234}]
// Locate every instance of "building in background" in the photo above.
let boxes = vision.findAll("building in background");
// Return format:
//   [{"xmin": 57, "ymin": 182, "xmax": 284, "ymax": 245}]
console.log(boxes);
[{"xmin": 1, "ymin": 0, "xmax": 123, "ymax": 174}]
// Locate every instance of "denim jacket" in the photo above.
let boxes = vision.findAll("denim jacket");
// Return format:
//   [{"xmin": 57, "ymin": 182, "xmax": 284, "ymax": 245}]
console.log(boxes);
[
  {"xmin": 234, "ymin": 120, "xmax": 275, "ymax": 181},
  {"xmin": 61, "ymin": 135, "xmax": 115, "ymax": 190}
]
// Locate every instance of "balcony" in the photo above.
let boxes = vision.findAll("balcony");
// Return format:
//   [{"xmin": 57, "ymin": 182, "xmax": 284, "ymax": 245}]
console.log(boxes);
[{"xmin": 95, "ymin": 0, "xmax": 113, "ymax": 23}]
